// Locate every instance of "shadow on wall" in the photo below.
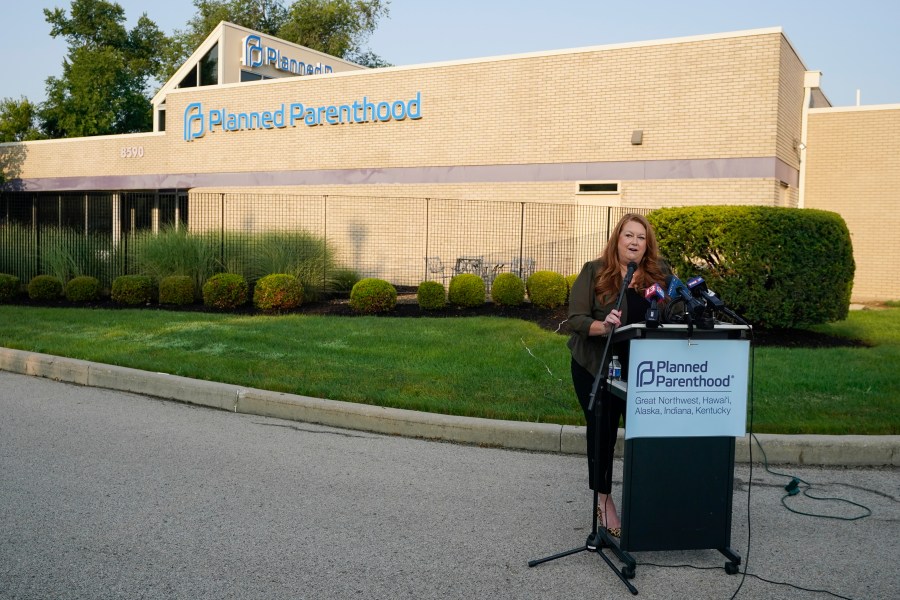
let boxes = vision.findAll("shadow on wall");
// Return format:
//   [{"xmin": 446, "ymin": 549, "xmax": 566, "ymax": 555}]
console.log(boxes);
[
  {"xmin": 0, "ymin": 143, "xmax": 28, "ymax": 191},
  {"xmin": 347, "ymin": 222, "xmax": 368, "ymax": 274}
]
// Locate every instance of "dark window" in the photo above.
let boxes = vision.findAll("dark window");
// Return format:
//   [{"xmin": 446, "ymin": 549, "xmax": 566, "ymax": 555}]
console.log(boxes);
[
  {"xmin": 59, "ymin": 195, "xmax": 85, "ymax": 229},
  {"xmin": 199, "ymin": 43, "xmax": 218, "ymax": 86},
  {"xmin": 179, "ymin": 66, "xmax": 197, "ymax": 88},
  {"xmin": 87, "ymin": 195, "xmax": 112, "ymax": 234},
  {"xmin": 158, "ymin": 108, "xmax": 166, "ymax": 132},
  {"xmin": 241, "ymin": 70, "xmax": 263, "ymax": 82}
]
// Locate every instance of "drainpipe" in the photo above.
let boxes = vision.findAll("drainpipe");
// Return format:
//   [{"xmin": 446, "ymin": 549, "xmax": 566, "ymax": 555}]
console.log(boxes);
[{"xmin": 797, "ymin": 71, "xmax": 821, "ymax": 209}]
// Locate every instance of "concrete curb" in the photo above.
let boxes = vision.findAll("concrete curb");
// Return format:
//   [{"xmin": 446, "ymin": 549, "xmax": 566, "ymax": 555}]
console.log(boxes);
[{"xmin": 2, "ymin": 347, "xmax": 897, "ymax": 466}]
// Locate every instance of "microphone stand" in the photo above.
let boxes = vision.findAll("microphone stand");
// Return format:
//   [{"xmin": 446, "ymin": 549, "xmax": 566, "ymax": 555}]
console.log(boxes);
[{"xmin": 529, "ymin": 263, "xmax": 639, "ymax": 594}]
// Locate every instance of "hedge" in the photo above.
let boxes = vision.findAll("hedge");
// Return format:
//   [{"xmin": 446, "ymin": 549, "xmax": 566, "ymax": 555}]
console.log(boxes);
[{"xmin": 648, "ymin": 206, "xmax": 854, "ymax": 328}]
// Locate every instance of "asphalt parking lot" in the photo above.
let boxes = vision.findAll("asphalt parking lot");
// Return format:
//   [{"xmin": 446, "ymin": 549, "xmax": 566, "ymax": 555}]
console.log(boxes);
[{"xmin": 2, "ymin": 370, "xmax": 898, "ymax": 599}]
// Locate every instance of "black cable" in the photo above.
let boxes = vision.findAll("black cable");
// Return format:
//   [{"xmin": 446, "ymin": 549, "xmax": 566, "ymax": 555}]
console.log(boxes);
[
  {"xmin": 751, "ymin": 433, "xmax": 873, "ymax": 521},
  {"xmin": 636, "ymin": 562, "xmax": 856, "ymax": 600}
]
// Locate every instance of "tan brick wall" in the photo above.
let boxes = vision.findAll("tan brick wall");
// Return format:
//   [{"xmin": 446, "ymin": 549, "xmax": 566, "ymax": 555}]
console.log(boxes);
[
  {"xmin": 776, "ymin": 36, "xmax": 806, "ymax": 175},
  {"xmin": 7, "ymin": 29, "xmax": 792, "ymax": 183},
  {"xmin": 805, "ymin": 106, "xmax": 900, "ymax": 302},
  {"xmin": 195, "ymin": 178, "xmax": 788, "ymax": 208}
]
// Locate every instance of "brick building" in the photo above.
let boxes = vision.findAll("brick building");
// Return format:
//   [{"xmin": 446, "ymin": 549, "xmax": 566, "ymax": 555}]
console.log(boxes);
[{"xmin": 1, "ymin": 24, "xmax": 897, "ymax": 300}]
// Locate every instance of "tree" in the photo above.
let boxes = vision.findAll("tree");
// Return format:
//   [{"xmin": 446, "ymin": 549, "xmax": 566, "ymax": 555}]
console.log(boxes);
[
  {"xmin": 0, "ymin": 97, "xmax": 45, "ymax": 143},
  {"xmin": 278, "ymin": 0, "xmax": 390, "ymax": 62},
  {"xmin": 39, "ymin": 0, "xmax": 168, "ymax": 138},
  {"xmin": 164, "ymin": 0, "xmax": 390, "ymax": 77}
]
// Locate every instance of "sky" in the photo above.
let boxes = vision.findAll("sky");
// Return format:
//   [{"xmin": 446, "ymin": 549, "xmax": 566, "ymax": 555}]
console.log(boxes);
[{"xmin": 2, "ymin": 0, "xmax": 898, "ymax": 107}]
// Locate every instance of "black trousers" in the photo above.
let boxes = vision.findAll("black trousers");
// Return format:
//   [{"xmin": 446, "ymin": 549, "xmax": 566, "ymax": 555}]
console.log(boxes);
[{"xmin": 571, "ymin": 358, "xmax": 626, "ymax": 494}]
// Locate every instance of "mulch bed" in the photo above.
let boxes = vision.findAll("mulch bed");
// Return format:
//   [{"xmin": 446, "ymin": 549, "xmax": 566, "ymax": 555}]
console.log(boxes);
[{"xmin": 14, "ymin": 292, "xmax": 867, "ymax": 349}]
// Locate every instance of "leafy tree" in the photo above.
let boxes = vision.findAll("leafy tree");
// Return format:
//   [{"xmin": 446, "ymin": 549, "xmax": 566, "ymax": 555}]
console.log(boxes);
[
  {"xmin": 0, "ymin": 97, "xmax": 45, "ymax": 142},
  {"xmin": 164, "ymin": 0, "xmax": 391, "ymax": 77},
  {"xmin": 39, "ymin": 0, "xmax": 168, "ymax": 137},
  {"xmin": 278, "ymin": 0, "xmax": 390, "ymax": 61}
]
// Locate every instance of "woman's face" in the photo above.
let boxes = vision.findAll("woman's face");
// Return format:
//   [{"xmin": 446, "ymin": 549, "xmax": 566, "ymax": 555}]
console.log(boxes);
[{"xmin": 617, "ymin": 220, "xmax": 648, "ymax": 266}]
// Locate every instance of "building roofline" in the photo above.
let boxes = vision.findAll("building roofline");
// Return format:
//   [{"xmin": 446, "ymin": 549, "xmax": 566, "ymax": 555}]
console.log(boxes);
[
  {"xmin": 161, "ymin": 26, "xmax": 792, "ymax": 99},
  {"xmin": 152, "ymin": 21, "xmax": 363, "ymax": 106},
  {"xmin": 809, "ymin": 103, "xmax": 900, "ymax": 114}
]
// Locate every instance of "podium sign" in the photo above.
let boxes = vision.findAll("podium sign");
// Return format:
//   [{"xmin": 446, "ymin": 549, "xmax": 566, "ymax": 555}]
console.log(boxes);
[{"xmin": 625, "ymin": 338, "xmax": 749, "ymax": 439}]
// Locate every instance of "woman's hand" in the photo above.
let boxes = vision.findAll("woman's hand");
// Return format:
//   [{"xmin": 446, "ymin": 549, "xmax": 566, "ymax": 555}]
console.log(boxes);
[{"xmin": 589, "ymin": 309, "xmax": 622, "ymax": 336}]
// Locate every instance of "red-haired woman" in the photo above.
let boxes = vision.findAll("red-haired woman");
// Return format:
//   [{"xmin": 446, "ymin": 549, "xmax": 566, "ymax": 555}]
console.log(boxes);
[{"xmin": 567, "ymin": 213, "xmax": 670, "ymax": 537}]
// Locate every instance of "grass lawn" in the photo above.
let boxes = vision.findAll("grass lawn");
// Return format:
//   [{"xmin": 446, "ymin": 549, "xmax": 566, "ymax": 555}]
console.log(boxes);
[{"xmin": 0, "ymin": 305, "xmax": 897, "ymax": 435}]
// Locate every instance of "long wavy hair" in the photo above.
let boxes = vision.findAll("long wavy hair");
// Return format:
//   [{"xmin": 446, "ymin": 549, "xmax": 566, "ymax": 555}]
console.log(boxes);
[{"xmin": 595, "ymin": 213, "xmax": 666, "ymax": 303}]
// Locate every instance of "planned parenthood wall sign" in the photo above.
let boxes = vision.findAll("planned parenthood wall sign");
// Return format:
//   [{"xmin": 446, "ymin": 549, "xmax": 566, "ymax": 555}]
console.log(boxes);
[{"xmin": 625, "ymin": 339, "xmax": 750, "ymax": 439}]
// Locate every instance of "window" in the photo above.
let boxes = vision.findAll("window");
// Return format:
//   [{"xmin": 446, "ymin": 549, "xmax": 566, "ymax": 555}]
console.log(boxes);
[
  {"xmin": 240, "ymin": 70, "xmax": 274, "ymax": 82},
  {"xmin": 577, "ymin": 182, "xmax": 619, "ymax": 194},
  {"xmin": 178, "ymin": 67, "xmax": 197, "ymax": 88},
  {"xmin": 199, "ymin": 43, "xmax": 218, "ymax": 86}
]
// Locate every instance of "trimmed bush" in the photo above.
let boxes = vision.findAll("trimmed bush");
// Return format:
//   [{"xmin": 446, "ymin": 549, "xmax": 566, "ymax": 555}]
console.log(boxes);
[
  {"xmin": 0, "ymin": 274, "xmax": 21, "ymax": 303},
  {"xmin": 254, "ymin": 273, "xmax": 304, "ymax": 313},
  {"xmin": 526, "ymin": 271, "xmax": 568, "ymax": 308},
  {"xmin": 202, "ymin": 273, "xmax": 249, "ymax": 309},
  {"xmin": 111, "ymin": 275, "xmax": 155, "ymax": 305},
  {"xmin": 448, "ymin": 274, "xmax": 486, "ymax": 308},
  {"xmin": 649, "ymin": 206, "xmax": 855, "ymax": 328},
  {"xmin": 417, "ymin": 281, "xmax": 446, "ymax": 310},
  {"xmin": 491, "ymin": 273, "xmax": 525, "ymax": 306},
  {"xmin": 65, "ymin": 276, "xmax": 100, "ymax": 302},
  {"xmin": 159, "ymin": 275, "xmax": 196, "ymax": 305},
  {"xmin": 349, "ymin": 278, "xmax": 397, "ymax": 314},
  {"xmin": 28, "ymin": 275, "xmax": 63, "ymax": 301}
]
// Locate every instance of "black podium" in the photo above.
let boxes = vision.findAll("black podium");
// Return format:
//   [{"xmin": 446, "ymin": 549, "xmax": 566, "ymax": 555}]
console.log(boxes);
[{"xmin": 607, "ymin": 323, "xmax": 751, "ymax": 576}]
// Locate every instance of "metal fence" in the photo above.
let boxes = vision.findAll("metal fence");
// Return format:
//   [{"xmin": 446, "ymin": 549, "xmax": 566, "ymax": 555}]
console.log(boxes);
[{"xmin": 0, "ymin": 191, "xmax": 648, "ymax": 290}]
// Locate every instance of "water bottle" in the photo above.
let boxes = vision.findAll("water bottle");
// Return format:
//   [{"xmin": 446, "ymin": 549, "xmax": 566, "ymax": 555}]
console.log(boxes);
[{"xmin": 608, "ymin": 355, "xmax": 622, "ymax": 381}]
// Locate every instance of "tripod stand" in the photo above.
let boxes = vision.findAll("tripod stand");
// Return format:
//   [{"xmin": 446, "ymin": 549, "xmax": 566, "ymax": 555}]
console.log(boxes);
[
  {"xmin": 528, "ymin": 263, "xmax": 639, "ymax": 594},
  {"xmin": 527, "ymin": 392, "xmax": 638, "ymax": 594}
]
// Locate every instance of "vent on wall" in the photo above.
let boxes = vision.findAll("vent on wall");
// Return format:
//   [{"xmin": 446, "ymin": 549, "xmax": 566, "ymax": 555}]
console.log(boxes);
[{"xmin": 577, "ymin": 182, "xmax": 619, "ymax": 194}]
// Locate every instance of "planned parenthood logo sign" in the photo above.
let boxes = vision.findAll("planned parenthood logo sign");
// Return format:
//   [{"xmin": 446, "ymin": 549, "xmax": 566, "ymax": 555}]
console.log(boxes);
[{"xmin": 625, "ymin": 339, "xmax": 750, "ymax": 439}]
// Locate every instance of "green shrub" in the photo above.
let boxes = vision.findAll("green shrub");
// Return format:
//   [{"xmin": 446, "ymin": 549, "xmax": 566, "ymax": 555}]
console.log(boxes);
[
  {"xmin": 254, "ymin": 273, "xmax": 304, "ymax": 313},
  {"xmin": 65, "ymin": 276, "xmax": 100, "ymax": 302},
  {"xmin": 0, "ymin": 274, "xmax": 21, "ymax": 303},
  {"xmin": 27, "ymin": 275, "xmax": 63, "ymax": 301},
  {"xmin": 491, "ymin": 273, "xmax": 525, "ymax": 306},
  {"xmin": 349, "ymin": 278, "xmax": 397, "ymax": 314},
  {"xmin": 159, "ymin": 275, "xmax": 196, "ymax": 305},
  {"xmin": 448, "ymin": 274, "xmax": 486, "ymax": 308},
  {"xmin": 417, "ymin": 281, "xmax": 446, "ymax": 310},
  {"xmin": 202, "ymin": 273, "xmax": 249, "ymax": 309},
  {"xmin": 111, "ymin": 275, "xmax": 155, "ymax": 305},
  {"xmin": 526, "ymin": 271, "xmax": 568, "ymax": 308},
  {"xmin": 649, "ymin": 206, "xmax": 855, "ymax": 328}
]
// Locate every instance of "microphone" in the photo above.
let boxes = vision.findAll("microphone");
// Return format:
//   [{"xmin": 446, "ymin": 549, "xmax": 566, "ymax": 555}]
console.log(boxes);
[
  {"xmin": 611, "ymin": 261, "xmax": 639, "ymax": 324},
  {"xmin": 644, "ymin": 283, "xmax": 665, "ymax": 328},
  {"xmin": 665, "ymin": 274, "xmax": 706, "ymax": 322},
  {"xmin": 686, "ymin": 276, "xmax": 749, "ymax": 325},
  {"xmin": 624, "ymin": 261, "xmax": 638, "ymax": 287},
  {"xmin": 686, "ymin": 276, "xmax": 725, "ymax": 310}
]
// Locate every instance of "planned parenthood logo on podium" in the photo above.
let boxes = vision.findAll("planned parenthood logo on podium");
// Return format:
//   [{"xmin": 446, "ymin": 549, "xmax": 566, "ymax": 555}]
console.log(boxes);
[{"xmin": 626, "ymin": 339, "xmax": 750, "ymax": 439}]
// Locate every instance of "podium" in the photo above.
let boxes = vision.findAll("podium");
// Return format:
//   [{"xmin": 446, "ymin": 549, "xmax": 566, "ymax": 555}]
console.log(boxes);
[{"xmin": 606, "ymin": 323, "xmax": 751, "ymax": 576}]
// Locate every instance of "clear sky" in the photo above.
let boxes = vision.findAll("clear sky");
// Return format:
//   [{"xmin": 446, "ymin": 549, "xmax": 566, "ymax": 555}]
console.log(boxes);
[{"xmin": 2, "ymin": 0, "xmax": 898, "ymax": 107}]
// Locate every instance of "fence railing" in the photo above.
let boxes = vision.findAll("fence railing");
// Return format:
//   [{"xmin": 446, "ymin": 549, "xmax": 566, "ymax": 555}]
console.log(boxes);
[{"xmin": 0, "ymin": 191, "xmax": 648, "ymax": 290}]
